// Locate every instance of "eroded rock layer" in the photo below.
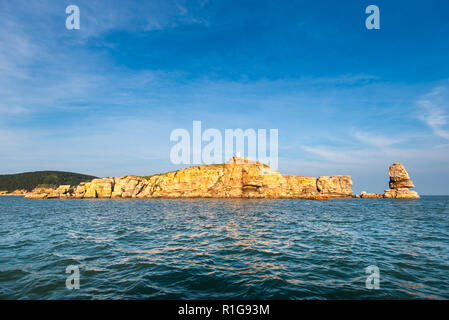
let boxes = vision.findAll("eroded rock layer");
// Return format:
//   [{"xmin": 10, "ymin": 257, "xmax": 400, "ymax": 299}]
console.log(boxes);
[
  {"xmin": 383, "ymin": 163, "xmax": 419, "ymax": 199},
  {"xmin": 24, "ymin": 157, "xmax": 353, "ymax": 200}
]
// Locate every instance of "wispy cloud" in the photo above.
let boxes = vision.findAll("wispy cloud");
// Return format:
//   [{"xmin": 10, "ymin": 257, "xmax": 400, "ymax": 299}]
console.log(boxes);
[
  {"xmin": 417, "ymin": 85, "xmax": 449, "ymax": 140},
  {"xmin": 351, "ymin": 130, "xmax": 403, "ymax": 148},
  {"xmin": 301, "ymin": 145, "xmax": 374, "ymax": 164}
]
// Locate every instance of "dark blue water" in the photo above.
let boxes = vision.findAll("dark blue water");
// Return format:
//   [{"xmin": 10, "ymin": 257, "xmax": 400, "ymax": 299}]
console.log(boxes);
[{"xmin": 0, "ymin": 196, "xmax": 448, "ymax": 299}]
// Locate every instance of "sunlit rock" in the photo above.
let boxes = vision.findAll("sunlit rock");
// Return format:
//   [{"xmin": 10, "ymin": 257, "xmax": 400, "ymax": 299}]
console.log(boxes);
[
  {"xmin": 24, "ymin": 157, "xmax": 355, "ymax": 200},
  {"xmin": 383, "ymin": 163, "xmax": 419, "ymax": 199}
]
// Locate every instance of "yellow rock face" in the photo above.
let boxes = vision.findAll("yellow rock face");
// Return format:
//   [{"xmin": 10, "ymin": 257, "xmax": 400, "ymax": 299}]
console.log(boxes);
[
  {"xmin": 25, "ymin": 193, "xmax": 48, "ymax": 199},
  {"xmin": 74, "ymin": 183, "xmax": 87, "ymax": 198},
  {"xmin": 284, "ymin": 176, "xmax": 319, "ymax": 198},
  {"xmin": 112, "ymin": 176, "xmax": 145, "ymax": 198},
  {"xmin": 84, "ymin": 178, "xmax": 114, "ymax": 198},
  {"xmin": 360, "ymin": 191, "xmax": 384, "ymax": 199},
  {"xmin": 25, "ymin": 187, "xmax": 54, "ymax": 199},
  {"xmin": 4, "ymin": 189, "xmax": 28, "ymax": 196},
  {"xmin": 384, "ymin": 188, "xmax": 420, "ymax": 199},
  {"xmin": 56, "ymin": 185, "xmax": 71, "ymax": 193},
  {"xmin": 24, "ymin": 157, "xmax": 354, "ymax": 200},
  {"xmin": 316, "ymin": 176, "xmax": 353, "ymax": 198}
]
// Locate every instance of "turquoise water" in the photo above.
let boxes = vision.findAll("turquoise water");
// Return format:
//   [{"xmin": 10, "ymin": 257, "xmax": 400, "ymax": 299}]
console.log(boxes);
[{"xmin": 0, "ymin": 196, "xmax": 448, "ymax": 299}]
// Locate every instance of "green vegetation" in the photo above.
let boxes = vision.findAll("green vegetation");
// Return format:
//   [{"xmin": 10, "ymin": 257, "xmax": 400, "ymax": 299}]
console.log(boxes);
[{"xmin": 0, "ymin": 171, "xmax": 97, "ymax": 192}]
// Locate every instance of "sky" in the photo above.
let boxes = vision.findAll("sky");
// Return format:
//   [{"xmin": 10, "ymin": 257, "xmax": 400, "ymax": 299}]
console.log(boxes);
[{"xmin": 0, "ymin": 0, "xmax": 449, "ymax": 194}]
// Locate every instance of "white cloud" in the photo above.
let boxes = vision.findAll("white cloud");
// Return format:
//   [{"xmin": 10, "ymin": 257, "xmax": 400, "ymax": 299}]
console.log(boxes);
[
  {"xmin": 352, "ymin": 130, "xmax": 403, "ymax": 148},
  {"xmin": 417, "ymin": 85, "xmax": 449, "ymax": 140},
  {"xmin": 301, "ymin": 145, "xmax": 380, "ymax": 165}
]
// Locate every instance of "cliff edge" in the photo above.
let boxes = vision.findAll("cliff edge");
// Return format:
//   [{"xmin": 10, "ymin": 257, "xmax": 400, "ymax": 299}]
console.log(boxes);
[{"xmin": 24, "ymin": 157, "xmax": 353, "ymax": 200}]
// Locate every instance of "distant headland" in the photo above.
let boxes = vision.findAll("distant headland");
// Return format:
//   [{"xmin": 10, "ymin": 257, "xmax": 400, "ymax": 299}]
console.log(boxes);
[
  {"xmin": 0, "ymin": 171, "xmax": 97, "ymax": 194},
  {"xmin": 0, "ymin": 157, "xmax": 419, "ymax": 200}
]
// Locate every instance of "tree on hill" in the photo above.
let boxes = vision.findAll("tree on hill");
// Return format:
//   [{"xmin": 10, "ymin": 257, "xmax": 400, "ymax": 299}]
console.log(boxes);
[{"xmin": 0, "ymin": 171, "xmax": 98, "ymax": 192}]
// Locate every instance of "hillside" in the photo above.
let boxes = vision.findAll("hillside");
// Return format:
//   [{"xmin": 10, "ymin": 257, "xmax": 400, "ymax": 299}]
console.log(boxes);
[{"xmin": 0, "ymin": 171, "xmax": 98, "ymax": 192}]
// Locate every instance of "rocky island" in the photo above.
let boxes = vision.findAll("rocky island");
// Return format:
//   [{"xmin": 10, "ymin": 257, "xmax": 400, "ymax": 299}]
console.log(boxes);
[
  {"xmin": 1, "ymin": 158, "xmax": 419, "ymax": 200},
  {"xmin": 23, "ymin": 157, "xmax": 353, "ymax": 200}
]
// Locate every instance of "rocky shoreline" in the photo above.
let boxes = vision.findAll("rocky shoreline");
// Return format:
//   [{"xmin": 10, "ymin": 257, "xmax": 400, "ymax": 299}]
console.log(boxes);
[
  {"xmin": 1, "ymin": 158, "xmax": 420, "ymax": 200},
  {"xmin": 0, "ymin": 189, "xmax": 27, "ymax": 196}
]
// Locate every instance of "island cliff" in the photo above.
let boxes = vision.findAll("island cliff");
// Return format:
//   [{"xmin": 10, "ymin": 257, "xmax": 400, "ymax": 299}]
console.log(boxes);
[{"xmin": 24, "ymin": 157, "xmax": 353, "ymax": 200}]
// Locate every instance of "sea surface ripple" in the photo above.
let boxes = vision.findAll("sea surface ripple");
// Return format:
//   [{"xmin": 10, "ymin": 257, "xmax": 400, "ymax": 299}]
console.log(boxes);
[{"xmin": 0, "ymin": 196, "xmax": 448, "ymax": 299}]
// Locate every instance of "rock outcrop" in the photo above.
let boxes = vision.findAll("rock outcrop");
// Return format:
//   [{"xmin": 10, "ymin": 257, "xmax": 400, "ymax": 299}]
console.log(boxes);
[
  {"xmin": 24, "ymin": 157, "xmax": 353, "ymax": 200},
  {"xmin": 0, "ymin": 189, "xmax": 27, "ymax": 196},
  {"xmin": 383, "ymin": 163, "xmax": 419, "ymax": 199},
  {"xmin": 24, "ymin": 186, "xmax": 73, "ymax": 199},
  {"xmin": 317, "ymin": 176, "xmax": 354, "ymax": 198},
  {"xmin": 359, "ymin": 191, "xmax": 383, "ymax": 199}
]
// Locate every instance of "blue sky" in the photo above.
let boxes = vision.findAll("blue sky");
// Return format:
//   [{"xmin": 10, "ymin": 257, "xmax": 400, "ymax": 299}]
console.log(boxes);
[{"xmin": 1, "ymin": 0, "xmax": 449, "ymax": 194}]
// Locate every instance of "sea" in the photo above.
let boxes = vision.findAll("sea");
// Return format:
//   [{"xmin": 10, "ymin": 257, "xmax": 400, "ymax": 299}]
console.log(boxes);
[{"xmin": 0, "ymin": 196, "xmax": 448, "ymax": 299}]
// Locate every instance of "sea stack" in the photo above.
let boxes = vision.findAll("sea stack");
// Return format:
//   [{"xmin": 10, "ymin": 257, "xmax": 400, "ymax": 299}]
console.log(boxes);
[{"xmin": 383, "ymin": 163, "xmax": 420, "ymax": 199}]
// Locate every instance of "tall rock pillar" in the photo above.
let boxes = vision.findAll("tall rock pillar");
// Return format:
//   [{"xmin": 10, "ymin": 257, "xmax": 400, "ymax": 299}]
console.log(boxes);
[{"xmin": 384, "ymin": 163, "xmax": 420, "ymax": 199}]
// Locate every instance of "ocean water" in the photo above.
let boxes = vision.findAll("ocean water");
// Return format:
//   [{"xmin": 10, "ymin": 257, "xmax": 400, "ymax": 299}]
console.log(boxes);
[{"xmin": 0, "ymin": 196, "xmax": 448, "ymax": 300}]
